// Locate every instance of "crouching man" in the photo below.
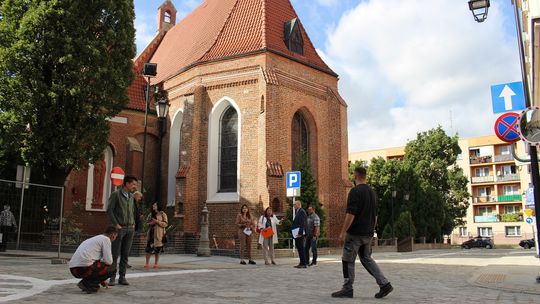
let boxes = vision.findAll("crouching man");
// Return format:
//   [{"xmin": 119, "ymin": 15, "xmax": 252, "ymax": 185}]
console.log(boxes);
[{"xmin": 68, "ymin": 226, "xmax": 118, "ymax": 293}]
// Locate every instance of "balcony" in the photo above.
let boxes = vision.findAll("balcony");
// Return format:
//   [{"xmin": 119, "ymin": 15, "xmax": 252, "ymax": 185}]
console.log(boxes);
[
  {"xmin": 500, "ymin": 213, "xmax": 523, "ymax": 222},
  {"xmin": 496, "ymin": 174, "xmax": 520, "ymax": 182},
  {"xmin": 497, "ymin": 194, "xmax": 522, "ymax": 202},
  {"xmin": 470, "ymin": 155, "xmax": 492, "ymax": 164},
  {"xmin": 474, "ymin": 215, "xmax": 498, "ymax": 223},
  {"xmin": 471, "ymin": 176, "xmax": 494, "ymax": 184},
  {"xmin": 494, "ymin": 154, "xmax": 513, "ymax": 162},
  {"xmin": 473, "ymin": 196, "xmax": 497, "ymax": 203}
]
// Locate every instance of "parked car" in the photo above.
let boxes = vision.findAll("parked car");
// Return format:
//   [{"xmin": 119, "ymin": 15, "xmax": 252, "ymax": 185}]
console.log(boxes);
[
  {"xmin": 462, "ymin": 236, "xmax": 494, "ymax": 249},
  {"xmin": 519, "ymin": 239, "xmax": 535, "ymax": 249}
]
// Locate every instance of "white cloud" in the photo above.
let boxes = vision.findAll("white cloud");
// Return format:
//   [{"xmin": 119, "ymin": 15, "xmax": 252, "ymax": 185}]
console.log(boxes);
[
  {"xmin": 319, "ymin": 0, "xmax": 521, "ymax": 152},
  {"xmin": 316, "ymin": 0, "xmax": 340, "ymax": 6},
  {"xmin": 134, "ymin": 12, "xmax": 156, "ymax": 55}
]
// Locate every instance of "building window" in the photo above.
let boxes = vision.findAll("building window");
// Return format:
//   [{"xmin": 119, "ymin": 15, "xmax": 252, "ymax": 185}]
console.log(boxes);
[
  {"xmin": 500, "ymin": 145, "xmax": 511, "ymax": 155},
  {"xmin": 459, "ymin": 227, "xmax": 468, "ymax": 237},
  {"xmin": 504, "ymin": 205, "xmax": 521, "ymax": 214},
  {"xmin": 291, "ymin": 112, "xmax": 309, "ymax": 169},
  {"xmin": 284, "ymin": 18, "xmax": 304, "ymax": 55},
  {"xmin": 475, "ymin": 167, "xmax": 489, "ymax": 177},
  {"xmin": 164, "ymin": 11, "xmax": 171, "ymax": 23},
  {"xmin": 218, "ymin": 106, "xmax": 238, "ymax": 192},
  {"xmin": 167, "ymin": 109, "xmax": 183, "ymax": 207},
  {"xmin": 478, "ymin": 206, "xmax": 493, "ymax": 216},
  {"xmin": 86, "ymin": 146, "xmax": 113, "ymax": 211},
  {"xmin": 478, "ymin": 227, "xmax": 492, "ymax": 237},
  {"xmin": 477, "ymin": 186, "xmax": 491, "ymax": 197},
  {"xmin": 503, "ymin": 185, "xmax": 519, "ymax": 195},
  {"xmin": 207, "ymin": 97, "xmax": 241, "ymax": 203},
  {"xmin": 505, "ymin": 226, "xmax": 521, "ymax": 236},
  {"xmin": 271, "ymin": 198, "xmax": 281, "ymax": 213},
  {"xmin": 499, "ymin": 165, "xmax": 516, "ymax": 176}
]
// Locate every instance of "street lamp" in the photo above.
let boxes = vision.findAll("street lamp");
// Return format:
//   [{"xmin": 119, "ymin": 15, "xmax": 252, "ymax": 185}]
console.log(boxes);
[
  {"xmin": 468, "ymin": 0, "xmax": 490, "ymax": 23},
  {"xmin": 141, "ymin": 62, "xmax": 157, "ymax": 195},
  {"xmin": 391, "ymin": 187, "xmax": 397, "ymax": 243},
  {"xmin": 154, "ymin": 87, "xmax": 169, "ymax": 204}
]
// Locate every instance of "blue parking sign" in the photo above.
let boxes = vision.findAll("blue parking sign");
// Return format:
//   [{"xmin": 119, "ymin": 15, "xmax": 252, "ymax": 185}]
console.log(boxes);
[{"xmin": 286, "ymin": 171, "xmax": 301, "ymax": 189}]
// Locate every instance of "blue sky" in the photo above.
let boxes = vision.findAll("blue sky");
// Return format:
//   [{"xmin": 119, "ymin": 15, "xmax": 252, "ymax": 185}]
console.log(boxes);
[{"xmin": 134, "ymin": 0, "xmax": 522, "ymax": 151}]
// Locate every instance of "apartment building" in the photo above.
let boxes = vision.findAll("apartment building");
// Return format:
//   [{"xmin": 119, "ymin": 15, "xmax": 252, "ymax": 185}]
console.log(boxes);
[{"xmin": 349, "ymin": 135, "xmax": 534, "ymax": 246}]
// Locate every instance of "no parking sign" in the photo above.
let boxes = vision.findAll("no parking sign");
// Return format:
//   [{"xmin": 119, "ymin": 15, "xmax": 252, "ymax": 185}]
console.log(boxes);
[{"xmin": 494, "ymin": 112, "xmax": 520, "ymax": 143}]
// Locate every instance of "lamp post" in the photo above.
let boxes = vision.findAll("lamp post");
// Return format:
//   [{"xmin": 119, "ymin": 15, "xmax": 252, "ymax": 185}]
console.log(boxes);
[
  {"xmin": 391, "ymin": 187, "xmax": 397, "ymax": 243},
  {"xmin": 468, "ymin": 0, "xmax": 490, "ymax": 23},
  {"xmin": 154, "ymin": 87, "xmax": 170, "ymax": 205},
  {"xmin": 141, "ymin": 63, "xmax": 157, "ymax": 195},
  {"xmin": 470, "ymin": 1, "xmax": 540, "ymax": 281}
]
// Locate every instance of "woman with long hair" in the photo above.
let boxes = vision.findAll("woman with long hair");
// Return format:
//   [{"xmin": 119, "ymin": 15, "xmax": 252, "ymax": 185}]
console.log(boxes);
[
  {"xmin": 144, "ymin": 202, "xmax": 168, "ymax": 269},
  {"xmin": 235, "ymin": 204, "xmax": 256, "ymax": 265},
  {"xmin": 257, "ymin": 207, "xmax": 282, "ymax": 265}
]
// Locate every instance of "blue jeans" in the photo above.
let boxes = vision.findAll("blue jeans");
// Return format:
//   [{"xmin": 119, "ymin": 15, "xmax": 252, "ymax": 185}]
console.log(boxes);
[
  {"xmin": 111, "ymin": 227, "xmax": 134, "ymax": 278},
  {"xmin": 305, "ymin": 236, "xmax": 318, "ymax": 264},
  {"xmin": 341, "ymin": 233, "xmax": 389, "ymax": 289}
]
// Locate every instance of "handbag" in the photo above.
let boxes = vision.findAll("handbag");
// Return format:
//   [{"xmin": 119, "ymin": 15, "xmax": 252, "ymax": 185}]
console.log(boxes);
[{"xmin": 261, "ymin": 226, "xmax": 274, "ymax": 238}]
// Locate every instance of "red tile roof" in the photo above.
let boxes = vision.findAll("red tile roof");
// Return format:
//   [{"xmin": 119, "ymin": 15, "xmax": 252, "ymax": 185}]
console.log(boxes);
[{"xmin": 149, "ymin": 0, "xmax": 335, "ymax": 84}]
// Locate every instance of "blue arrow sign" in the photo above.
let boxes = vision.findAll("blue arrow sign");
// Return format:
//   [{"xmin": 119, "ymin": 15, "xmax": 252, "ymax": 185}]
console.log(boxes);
[
  {"xmin": 526, "ymin": 217, "xmax": 533, "ymax": 224},
  {"xmin": 491, "ymin": 81, "xmax": 526, "ymax": 113}
]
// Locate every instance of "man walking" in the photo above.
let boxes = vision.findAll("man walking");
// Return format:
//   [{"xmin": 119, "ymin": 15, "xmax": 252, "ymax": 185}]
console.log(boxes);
[
  {"xmin": 305, "ymin": 205, "xmax": 320, "ymax": 266},
  {"xmin": 106, "ymin": 175, "xmax": 138, "ymax": 286},
  {"xmin": 331, "ymin": 167, "xmax": 393, "ymax": 299},
  {"xmin": 69, "ymin": 226, "xmax": 118, "ymax": 293},
  {"xmin": 0, "ymin": 205, "xmax": 17, "ymax": 252},
  {"xmin": 292, "ymin": 200, "xmax": 308, "ymax": 268}
]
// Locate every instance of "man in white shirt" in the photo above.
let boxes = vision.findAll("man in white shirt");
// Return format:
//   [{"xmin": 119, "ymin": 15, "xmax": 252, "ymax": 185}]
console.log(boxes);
[{"xmin": 69, "ymin": 226, "xmax": 118, "ymax": 293}]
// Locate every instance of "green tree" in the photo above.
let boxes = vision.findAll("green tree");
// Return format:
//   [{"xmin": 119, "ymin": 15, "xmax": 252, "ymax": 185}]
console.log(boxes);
[
  {"xmin": 403, "ymin": 126, "xmax": 469, "ymax": 241},
  {"xmin": 394, "ymin": 211, "xmax": 416, "ymax": 240},
  {"xmin": 280, "ymin": 151, "xmax": 327, "ymax": 246},
  {"xmin": 0, "ymin": 0, "xmax": 135, "ymax": 186},
  {"xmin": 366, "ymin": 127, "xmax": 469, "ymax": 243}
]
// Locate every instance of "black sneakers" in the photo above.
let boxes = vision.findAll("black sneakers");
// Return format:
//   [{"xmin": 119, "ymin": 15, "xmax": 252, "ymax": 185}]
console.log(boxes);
[
  {"xmin": 77, "ymin": 281, "xmax": 97, "ymax": 294},
  {"xmin": 374, "ymin": 283, "xmax": 393, "ymax": 298},
  {"xmin": 248, "ymin": 260, "xmax": 256, "ymax": 265},
  {"xmin": 331, "ymin": 288, "xmax": 353, "ymax": 298}
]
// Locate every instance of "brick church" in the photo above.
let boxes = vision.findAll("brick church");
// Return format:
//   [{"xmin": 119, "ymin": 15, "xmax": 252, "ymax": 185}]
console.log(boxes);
[{"xmin": 64, "ymin": 0, "xmax": 350, "ymax": 246}]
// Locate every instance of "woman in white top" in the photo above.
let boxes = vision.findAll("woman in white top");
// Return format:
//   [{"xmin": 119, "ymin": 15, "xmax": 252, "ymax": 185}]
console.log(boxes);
[{"xmin": 257, "ymin": 207, "xmax": 282, "ymax": 265}]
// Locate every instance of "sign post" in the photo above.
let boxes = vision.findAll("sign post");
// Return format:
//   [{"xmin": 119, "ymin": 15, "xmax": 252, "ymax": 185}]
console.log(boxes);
[{"xmin": 286, "ymin": 171, "xmax": 301, "ymax": 251}]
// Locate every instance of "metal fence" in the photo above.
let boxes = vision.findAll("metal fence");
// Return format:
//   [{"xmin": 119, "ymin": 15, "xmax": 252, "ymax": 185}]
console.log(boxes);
[{"xmin": 0, "ymin": 179, "xmax": 64, "ymax": 257}]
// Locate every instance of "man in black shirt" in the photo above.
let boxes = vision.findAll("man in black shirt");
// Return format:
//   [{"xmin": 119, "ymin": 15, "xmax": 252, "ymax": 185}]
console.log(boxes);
[{"xmin": 331, "ymin": 167, "xmax": 393, "ymax": 299}]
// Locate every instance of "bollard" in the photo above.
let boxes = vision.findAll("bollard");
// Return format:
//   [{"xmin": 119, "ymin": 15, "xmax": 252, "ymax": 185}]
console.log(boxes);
[{"xmin": 196, "ymin": 203, "xmax": 211, "ymax": 257}]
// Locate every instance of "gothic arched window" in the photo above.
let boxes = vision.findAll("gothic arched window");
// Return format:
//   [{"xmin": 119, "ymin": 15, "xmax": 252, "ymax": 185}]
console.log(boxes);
[
  {"xmin": 291, "ymin": 112, "xmax": 309, "ymax": 169},
  {"xmin": 218, "ymin": 106, "xmax": 238, "ymax": 192}
]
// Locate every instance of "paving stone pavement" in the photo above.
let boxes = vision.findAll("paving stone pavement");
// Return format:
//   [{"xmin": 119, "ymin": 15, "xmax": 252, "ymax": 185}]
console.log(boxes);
[{"xmin": 1, "ymin": 249, "xmax": 540, "ymax": 303}]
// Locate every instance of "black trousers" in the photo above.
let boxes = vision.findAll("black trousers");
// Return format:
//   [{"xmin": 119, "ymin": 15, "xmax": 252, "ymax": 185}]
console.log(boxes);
[{"xmin": 295, "ymin": 236, "xmax": 307, "ymax": 266}]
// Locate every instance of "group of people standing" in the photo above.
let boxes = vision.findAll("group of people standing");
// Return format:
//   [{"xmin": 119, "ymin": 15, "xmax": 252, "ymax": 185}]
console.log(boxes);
[
  {"xmin": 235, "ymin": 200, "xmax": 320, "ymax": 268},
  {"xmin": 68, "ymin": 175, "xmax": 168, "ymax": 294},
  {"xmin": 65, "ymin": 166, "xmax": 393, "ymax": 300}
]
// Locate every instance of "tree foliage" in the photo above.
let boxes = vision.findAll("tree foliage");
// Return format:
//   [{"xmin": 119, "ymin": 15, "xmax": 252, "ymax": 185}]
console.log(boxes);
[
  {"xmin": 360, "ymin": 126, "xmax": 469, "ymax": 242},
  {"xmin": 280, "ymin": 151, "xmax": 327, "ymax": 246},
  {"xmin": 0, "ymin": 0, "xmax": 135, "ymax": 185}
]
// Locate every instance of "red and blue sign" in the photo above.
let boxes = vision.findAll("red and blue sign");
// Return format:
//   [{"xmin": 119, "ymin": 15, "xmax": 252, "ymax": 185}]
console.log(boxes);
[{"xmin": 494, "ymin": 113, "xmax": 520, "ymax": 143}]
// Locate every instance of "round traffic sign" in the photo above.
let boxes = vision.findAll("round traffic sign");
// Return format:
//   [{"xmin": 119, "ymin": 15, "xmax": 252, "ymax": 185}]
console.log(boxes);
[
  {"xmin": 494, "ymin": 112, "xmax": 520, "ymax": 143},
  {"xmin": 110, "ymin": 167, "xmax": 125, "ymax": 186},
  {"xmin": 517, "ymin": 106, "xmax": 540, "ymax": 145},
  {"xmin": 526, "ymin": 217, "xmax": 534, "ymax": 224}
]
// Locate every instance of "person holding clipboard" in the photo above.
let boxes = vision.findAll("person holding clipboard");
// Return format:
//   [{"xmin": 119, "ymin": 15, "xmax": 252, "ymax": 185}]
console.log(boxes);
[{"xmin": 236, "ymin": 204, "xmax": 256, "ymax": 265}]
